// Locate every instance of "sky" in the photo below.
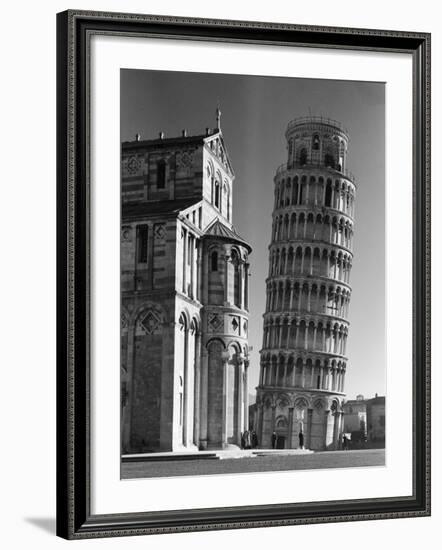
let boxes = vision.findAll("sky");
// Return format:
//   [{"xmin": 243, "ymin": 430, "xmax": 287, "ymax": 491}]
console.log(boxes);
[{"xmin": 121, "ymin": 69, "xmax": 386, "ymax": 401}]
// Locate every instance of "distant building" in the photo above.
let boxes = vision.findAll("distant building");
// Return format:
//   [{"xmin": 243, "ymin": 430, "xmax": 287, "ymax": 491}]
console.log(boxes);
[
  {"xmin": 366, "ymin": 394, "xmax": 385, "ymax": 444},
  {"xmin": 120, "ymin": 111, "xmax": 252, "ymax": 454},
  {"xmin": 343, "ymin": 393, "xmax": 385, "ymax": 448},
  {"xmin": 342, "ymin": 394, "xmax": 367, "ymax": 441}
]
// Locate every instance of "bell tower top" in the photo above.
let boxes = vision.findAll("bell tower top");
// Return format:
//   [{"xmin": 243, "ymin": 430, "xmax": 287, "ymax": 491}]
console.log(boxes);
[{"xmin": 285, "ymin": 116, "xmax": 350, "ymax": 173}]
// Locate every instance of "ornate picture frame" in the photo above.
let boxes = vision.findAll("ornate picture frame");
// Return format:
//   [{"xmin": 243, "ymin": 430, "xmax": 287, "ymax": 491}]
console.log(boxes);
[{"xmin": 56, "ymin": 9, "xmax": 430, "ymax": 539}]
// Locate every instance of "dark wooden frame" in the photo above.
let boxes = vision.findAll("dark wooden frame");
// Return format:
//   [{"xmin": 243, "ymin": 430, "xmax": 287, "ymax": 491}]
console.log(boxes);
[{"xmin": 56, "ymin": 9, "xmax": 431, "ymax": 539}]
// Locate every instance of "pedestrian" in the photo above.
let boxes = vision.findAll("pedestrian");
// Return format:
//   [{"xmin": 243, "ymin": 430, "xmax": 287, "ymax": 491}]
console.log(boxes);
[
  {"xmin": 298, "ymin": 431, "xmax": 304, "ymax": 449},
  {"xmin": 271, "ymin": 431, "xmax": 277, "ymax": 449},
  {"xmin": 252, "ymin": 430, "xmax": 258, "ymax": 448},
  {"xmin": 240, "ymin": 432, "xmax": 245, "ymax": 449}
]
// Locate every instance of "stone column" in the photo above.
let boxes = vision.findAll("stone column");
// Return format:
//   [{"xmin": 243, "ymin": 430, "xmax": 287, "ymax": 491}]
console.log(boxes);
[
  {"xmin": 182, "ymin": 324, "xmax": 189, "ymax": 447},
  {"xmin": 182, "ymin": 228, "xmax": 187, "ymax": 293},
  {"xmin": 257, "ymin": 403, "xmax": 264, "ymax": 446},
  {"xmin": 122, "ymin": 321, "xmax": 135, "ymax": 452},
  {"xmin": 189, "ymin": 235, "xmax": 195, "ymax": 299},
  {"xmin": 224, "ymin": 254, "xmax": 230, "ymax": 305},
  {"xmin": 310, "ymin": 364, "xmax": 315, "ymax": 388},
  {"xmin": 199, "ymin": 348, "xmax": 208, "ymax": 449},
  {"xmin": 319, "ymin": 365, "xmax": 324, "ymax": 389},
  {"xmin": 193, "ymin": 332, "xmax": 201, "ymax": 446},
  {"xmin": 243, "ymin": 360, "xmax": 249, "ymax": 431},
  {"xmin": 307, "ymin": 408, "xmax": 313, "ymax": 449},
  {"xmin": 147, "ymin": 222, "xmax": 154, "ymax": 289},
  {"xmin": 240, "ymin": 263, "xmax": 245, "ymax": 310},
  {"xmin": 288, "ymin": 407, "xmax": 294, "ymax": 448},
  {"xmin": 221, "ymin": 352, "xmax": 230, "ymax": 448},
  {"xmin": 333, "ymin": 411, "xmax": 340, "ymax": 449},
  {"xmin": 196, "ymin": 242, "xmax": 202, "ymax": 302},
  {"xmin": 286, "ymin": 324, "xmax": 291, "ymax": 350},
  {"xmin": 237, "ymin": 361, "xmax": 244, "ymax": 445},
  {"xmin": 244, "ymin": 263, "xmax": 249, "ymax": 310},
  {"xmin": 323, "ymin": 410, "xmax": 331, "ymax": 450}
]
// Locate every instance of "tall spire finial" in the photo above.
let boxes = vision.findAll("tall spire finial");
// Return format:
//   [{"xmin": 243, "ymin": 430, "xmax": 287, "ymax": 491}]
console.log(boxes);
[{"xmin": 216, "ymin": 104, "xmax": 221, "ymax": 131}]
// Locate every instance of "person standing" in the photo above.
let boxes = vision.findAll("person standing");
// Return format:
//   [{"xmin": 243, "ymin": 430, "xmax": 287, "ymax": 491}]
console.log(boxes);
[
  {"xmin": 298, "ymin": 431, "xmax": 304, "ymax": 450},
  {"xmin": 271, "ymin": 431, "xmax": 277, "ymax": 449}
]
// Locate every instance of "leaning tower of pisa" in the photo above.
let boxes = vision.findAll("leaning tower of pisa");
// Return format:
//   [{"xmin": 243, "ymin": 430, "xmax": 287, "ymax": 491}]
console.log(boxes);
[{"xmin": 255, "ymin": 116, "xmax": 356, "ymax": 451}]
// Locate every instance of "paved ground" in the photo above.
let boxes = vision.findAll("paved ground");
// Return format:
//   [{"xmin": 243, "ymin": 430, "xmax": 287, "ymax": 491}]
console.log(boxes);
[{"xmin": 121, "ymin": 448, "xmax": 385, "ymax": 479}]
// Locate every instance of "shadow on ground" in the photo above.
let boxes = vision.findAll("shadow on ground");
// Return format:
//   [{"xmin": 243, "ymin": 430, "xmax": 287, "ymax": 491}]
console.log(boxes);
[{"xmin": 25, "ymin": 517, "xmax": 56, "ymax": 535}]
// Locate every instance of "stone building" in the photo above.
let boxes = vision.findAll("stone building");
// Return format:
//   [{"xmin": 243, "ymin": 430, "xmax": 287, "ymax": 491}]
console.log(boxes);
[
  {"xmin": 366, "ymin": 394, "xmax": 385, "ymax": 445},
  {"xmin": 342, "ymin": 394, "xmax": 367, "ymax": 445},
  {"xmin": 120, "ymin": 112, "xmax": 252, "ymax": 454},
  {"xmin": 343, "ymin": 394, "xmax": 385, "ymax": 448},
  {"xmin": 255, "ymin": 116, "xmax": 356, "ymax": 450}
]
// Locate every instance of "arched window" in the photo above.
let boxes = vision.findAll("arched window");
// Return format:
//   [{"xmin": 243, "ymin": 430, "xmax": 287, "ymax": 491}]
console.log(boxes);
[
  {"xmin": 299, "ymin": 148, "xmax": 308, "ymax": 166},
  {"xmin": 157, "ymin": 160, "xmax": 166, "ymax": 188},
  {"xmin": 293, "ymin": 177, "xmax": 299, "ymax": 205},
  {"xmin": 285, "ymin": 180, "xmax": 291, "ymax": 205},
  {"xmin": 214, "ymin": 180, "xmax": 220, "ymax": 208},
  {"xmin": 313, "ymin": 134, "xmax": 320, "ymax": 150},
  {"xmin": 279, "ymin": 179, "xmax": 285, "ymax": 207},
  {"xmin": 325, "ymin": 182, "xmax": 332, "ymax": 207},
  {"xmin": 211, "ymin": 251, "xmax": 218, "ymax": 272},
  {"xmin": 178, "ymin": 313, "xmax": 188, "ymax": 438},
  {"xmin": 299, "ymin": 177, "xmax": 305, "ymax": 204},
  {"xmin": 324, "ymin": 152, "xmax": 335, "ymax": 168},
  {"xmin": 231, "ymin": 250, "xmax": 241, "ymax": 308}
]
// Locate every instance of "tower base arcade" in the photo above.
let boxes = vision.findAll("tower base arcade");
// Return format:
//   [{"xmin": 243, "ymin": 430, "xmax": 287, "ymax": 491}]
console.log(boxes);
[{"xmin": 255, "ymin": 389, "xmax": 344, "ymax": 451}]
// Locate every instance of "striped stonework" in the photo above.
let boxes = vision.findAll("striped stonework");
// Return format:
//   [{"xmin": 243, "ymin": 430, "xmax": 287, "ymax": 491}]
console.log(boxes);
[{"xmin": 121, "ymin": 125, "xmax": 252, "ymax": 454}]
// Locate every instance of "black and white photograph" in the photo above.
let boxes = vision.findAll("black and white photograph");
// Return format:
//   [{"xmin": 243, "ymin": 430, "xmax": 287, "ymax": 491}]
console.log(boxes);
[
  {"xmin": 0, "ymin": 0, "xmax": 436, "ymax": 545},
  {"xmin": 120, "ymin": 69, "xmax": 386, "ymax": 479},
  {"xmin": 53, "ymin": 4, "xmax": 430, "ymax": 541}
]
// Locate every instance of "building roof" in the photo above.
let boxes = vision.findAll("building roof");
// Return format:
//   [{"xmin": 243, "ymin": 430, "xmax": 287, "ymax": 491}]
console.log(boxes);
[
  {"xmin": 122, "ymin": 127, "xmax": 236, "ymax": 175},
  {"xmin": 366, "ymin": 395, "xmax": 386, "ymax": 406},
  {"xmin": 122, "ymin": 198, "xmax": 200, "ymax": 220},
  {"xmin": 122, "ymin": 133, "xmax": 211, "ymax": 150},
  {"xmin": 204, "ymin": 218, "xmax": 252, "ymax": 253}
]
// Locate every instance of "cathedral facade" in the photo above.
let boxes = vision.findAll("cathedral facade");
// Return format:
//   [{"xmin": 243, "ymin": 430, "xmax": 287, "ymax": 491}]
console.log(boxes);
[
  {"xmin": 120, "ymin": 115, "xmax": 252, "ymax": 454},
  {"xmin": 255, "ymin": 116, "xmax": 356, "ymax": 451}
]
